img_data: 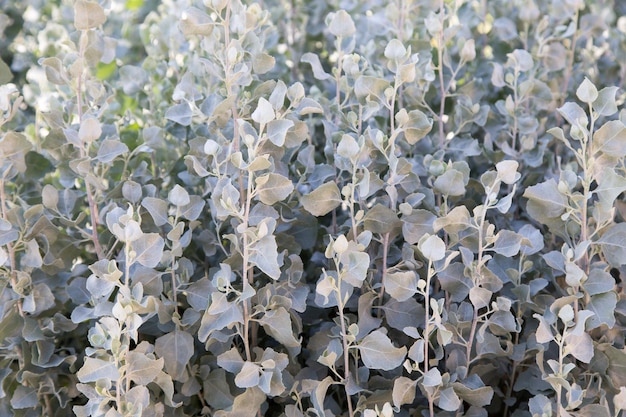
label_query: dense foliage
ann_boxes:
[2,0,626,416]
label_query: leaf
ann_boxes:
[434,169,466,197]
[328,10,356,37]
[165,102,192,126]
[523,179,568,221]
[363,204,401,234]
[593,120,626,157]
[594,86,619,116]
[422,368,442,387]
[235,362,261,388]
[74,0,106,30]
[96,138,128,163]
[495,160,520,185]
[469,286,492,310]
[250,234,281,279]
[558,102,587,129]
[180,195,206,221]
[595,168,626,207]
[257,173,294,205]
[301,53,331,80]
[339,250,370,287]
[576,77,598,103]
[10,385,38,409]
[438,387,462,411]
[452,381,494,407]
[126,351,164,385]
[78,118,102,144]
[358,330,407,370]
[131,233,165,268]
[419,234,446,262]
[337,134,359,160]
[310,376,333,417]
[179,7,213,36]
[598,345,626,387]
[598,223,626,267]
[257,307,300,348]
[141,197,169,226]
[0,132,32,173]
[214,387,266,417]
[385,271,418,302]
[301,182,342,217]
[564,332,594,363]
[493,230,523,257]
[77,357,120,382]
[266,119,294,147]
[252,97,275,125]
[586,292,617,329]
[392,376,418,409]
[583,269,615,296]
[354,76,390,104]
[402,209,436,244]
[155,330,194,381]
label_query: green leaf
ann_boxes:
[495,160,520,185]
[155,330,194,382]
[74,0,106,30]
[301,182,342,217]
[337,134,359,160]
[131,233,165,268]
[469,286,492,310]
[256,173,294,205]
[267,119,294,146]
[363,203,401,234]
[328,10,356,37]
[214,387,266,417]
[310,376,333,417]
[358,330,407,370]
[77,357,120,382]
[384,39,407,60]
[576,77,598,103]
[598,223,626,266]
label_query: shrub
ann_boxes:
[1,0,626,416]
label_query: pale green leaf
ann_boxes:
[257,306,300,348]
[593,120,626,157]
[126,351,163,385]
[438,387,462,411]
[301,53,331,81]
[564,332,594,363]
[78,118,102,143]
[392,376,417,409]
[523,179,568,221]
[576,77,598,103]
[74,0,106,30]
[141,197,169,227]
[434,169,466,197]
[168,184,191,206]
[385,271,418,302]
[155,330,194,382]
[358,330,407,370]
[165,103,192,126]
[422,368,442,387]
[77,357,120,382]
[252,97,275,125]
[267,119,294,146]
[594,86,619,116]
[131,233,165,268]
[301,182,342,217]
[493,230,523,257]
[96,138,128,163]
[328,10,355,37]
[586,292,617,329]
[250,234,281,279]
[363,203,401,234]
[419,234,446,262]
[256,173,294,205]
[598,223,626,267]
[583,269,615,296]
[235,362,261,388]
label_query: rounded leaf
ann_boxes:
[419,234,446,261]
[328,10,356,37]
[251,97,275,125]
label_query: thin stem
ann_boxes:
[336,272,355,417]
[377,232,390,316]
[437,0,446,148]
[424,260,433,375]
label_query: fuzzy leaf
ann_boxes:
[594,86,619,116]
[256,173,294,205]
[250,234,281,279]
[403,109,433,144]
[235,362,261,388]
[586,292,617,329]
[126,351,163,385]
[493,230,523,257]
[258,307,300,348]
[267,119,294,146]
[328,10,356,37]
[523,179,568,221]
[358,330,407,370]
[131,233,165,268]
[385,271,418,302]
[363,203,401,234]
[576,77,598,103]
[593,120,626,157]
[165,102,192,126]
[96,138,128,163]
[564,332,594,363]
[74,0,106,30]
[252,97,275,125]
[77,357,120,382]
[141,197,169,226]
[155,330,194,382]
[392,377,417,409]
[583,269,615,296]
[78,118,102,143]
[301,53,331,80]
[598,223,626,267]
[301,182,342,216]
[438,387,462,411]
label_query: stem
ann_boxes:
[377,232,390,316]
[437,0,446,148]
[336,273,355,417]
[77,31,103,261]
[241,166,255,361]
[424,260,433,375]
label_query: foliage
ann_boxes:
[1,0,626,416]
